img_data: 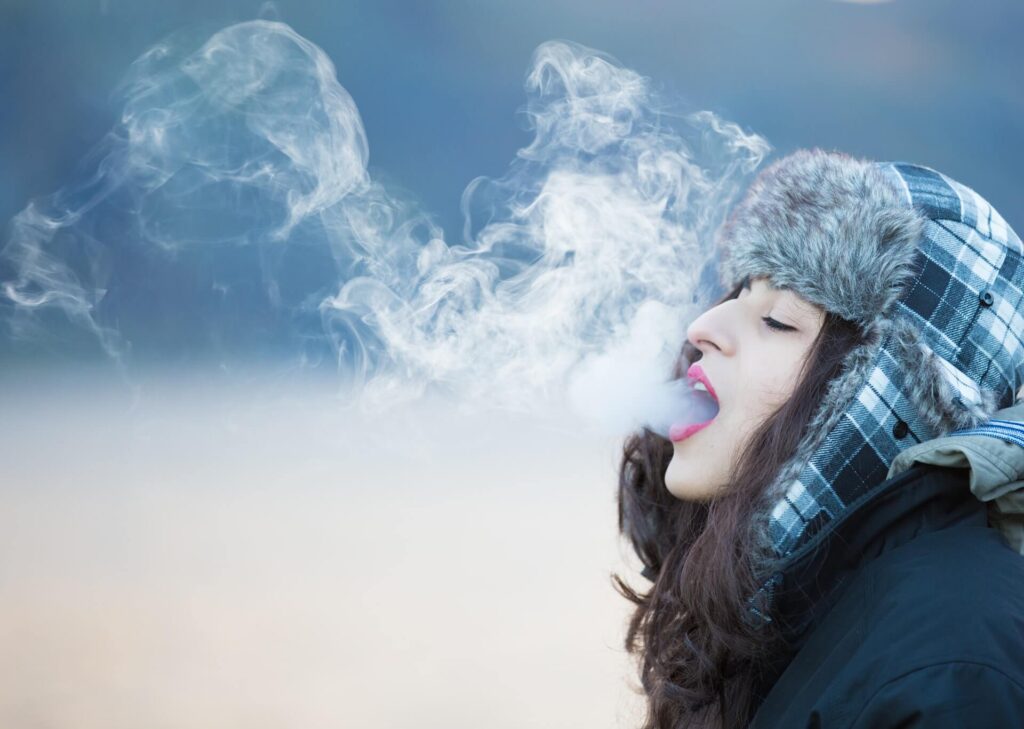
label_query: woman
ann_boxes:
[616,148,1024,728]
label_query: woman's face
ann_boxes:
[665,275,826,501]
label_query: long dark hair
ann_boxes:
[613,276,865,729]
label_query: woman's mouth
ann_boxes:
[644,373,720,442]
[667,368,720,442]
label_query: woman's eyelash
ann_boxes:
[762,317,794,332]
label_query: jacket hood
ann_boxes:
[888,398,1024,553]
[710,149,1024,622]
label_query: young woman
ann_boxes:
[616,148,1024,729]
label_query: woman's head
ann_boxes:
[614,276,864,729]
[665,274,827,501]
[615,146,1024,729]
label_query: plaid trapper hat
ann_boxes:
[712,150,1024,621]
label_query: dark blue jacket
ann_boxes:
[748,462,1024,728]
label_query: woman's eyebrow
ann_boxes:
[749,276,789,292]
[783,298,826,328]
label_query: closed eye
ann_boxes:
[740,277,797,333]
[763,317,795,332]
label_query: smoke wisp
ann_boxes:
[0,20,769,436]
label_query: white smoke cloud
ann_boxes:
[0,20,769,438]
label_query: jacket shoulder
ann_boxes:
[752,524,1024,728]
[862,523,1024,669]
[827,527,1024,726]
[848,661,1024,729]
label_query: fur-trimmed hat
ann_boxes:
[712,148,1024,620]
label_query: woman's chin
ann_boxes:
[664,458,694,500]
[665,455,719,502]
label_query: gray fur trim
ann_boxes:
[716,148,926,328]
[886,316,1002,432]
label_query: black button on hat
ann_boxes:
[892,420,909,439]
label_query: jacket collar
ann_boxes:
[769,461,986,652]
[770,398,1024,649]
[752,399,1024,707]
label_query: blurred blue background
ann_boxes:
[3,0,1021,242]
[1,5,1021,726]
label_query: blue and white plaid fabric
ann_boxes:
[765,162,1024,564]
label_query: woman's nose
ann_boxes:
[686,308,733,356]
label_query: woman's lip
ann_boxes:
[669,418,714,443]
[686,362,719,403]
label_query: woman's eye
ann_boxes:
[740,277,794,331]
[763,316,794,332]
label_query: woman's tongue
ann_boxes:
[669,385,720,442]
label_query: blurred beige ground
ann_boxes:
[0,373,648,729]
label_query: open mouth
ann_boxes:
[668,378,719,443]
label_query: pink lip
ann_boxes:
[686,363,719,403]
[669,419,714,442]
[669,363,720,443]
